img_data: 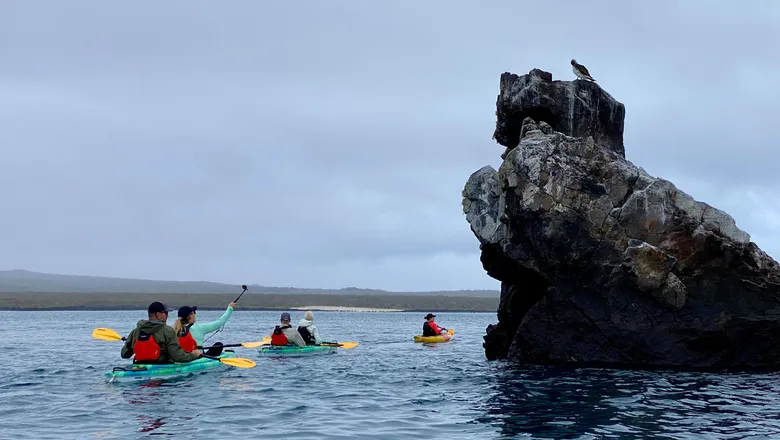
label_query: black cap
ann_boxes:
[280,312,291,322]
[178,305,198,318]
[148,301,170,314]
[424,313,436,320]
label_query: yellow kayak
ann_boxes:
[413,328,454,343]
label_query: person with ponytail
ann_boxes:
[174,302,236,356]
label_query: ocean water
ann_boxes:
[2,310,780,439]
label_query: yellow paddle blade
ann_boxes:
[218,357,256,368]
[92,327,123,342]
[260,336,271,345]
[447,328,454,336]
[240,341,264,348]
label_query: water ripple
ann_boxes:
[4,311,780,439]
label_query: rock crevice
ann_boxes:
[464,68,780,371]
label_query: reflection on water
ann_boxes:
[137,416,167,434]
[480,363,780,439]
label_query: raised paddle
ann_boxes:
[91,328,257,368]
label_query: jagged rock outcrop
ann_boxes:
[463,68,780,371]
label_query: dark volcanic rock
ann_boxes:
[463,69,780,371]
[493,69,626,158]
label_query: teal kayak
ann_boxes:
[104,351,236,383]
[257,344,337,357]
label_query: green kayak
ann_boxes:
[257,344,337,357]
[105,351,236,383]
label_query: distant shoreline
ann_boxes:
[0,292,498,312]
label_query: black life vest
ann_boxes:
[298,325,315,345]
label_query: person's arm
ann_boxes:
[193,305,234,336]
[120,329,137,358]
[163,327,201,362]
[293,331,307,347]
[311,325,322,344]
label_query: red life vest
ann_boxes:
[271,325,289,346]
[178,325,197,352]
[133,331,161,362]
[429,321,442,335]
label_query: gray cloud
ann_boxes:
[1,1,778,290]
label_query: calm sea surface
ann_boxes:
[2,310,780,439]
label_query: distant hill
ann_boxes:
[0,270,499,298]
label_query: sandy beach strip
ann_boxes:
[290,305,405,312]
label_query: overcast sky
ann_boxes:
[1,1,778,291]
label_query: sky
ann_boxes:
[1,1,779,291]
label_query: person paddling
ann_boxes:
[422,313,447,337]
[173,302,236,356]
[120,301,203,364]
[270,312,306,347]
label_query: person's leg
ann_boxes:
[205,342,223,356]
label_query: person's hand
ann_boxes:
[229,302,237,309]
[194,349,203,357]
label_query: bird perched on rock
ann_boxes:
[571,59,596,82]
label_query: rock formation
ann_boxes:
[463,68,780,371]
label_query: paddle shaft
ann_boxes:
[101,330,245,350]
[198,343,242,350]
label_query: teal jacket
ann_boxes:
[190,306,234,345]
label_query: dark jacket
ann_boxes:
[422,321,441,337]
[121,319,201,363]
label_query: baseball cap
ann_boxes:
[148,301,170,314]
[178,305,198,318]
[280,312,291,322]
[424,313,436,320]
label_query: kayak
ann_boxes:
[257,344,338,357]
[413,328,454,343]
[104,351,236,383]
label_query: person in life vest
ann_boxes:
[120,301,203,364]
[297,310,323,345]
[270,312,306,347]
[422,313,448,337]
[173,302,237,356]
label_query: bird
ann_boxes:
[571,59,596,82]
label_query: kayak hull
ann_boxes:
[104,351,236,383]
[413,328,454,343]
[257,344,337,357]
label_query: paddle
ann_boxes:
[198,341,264,349]
[320,341,359,349]
[94,328,263,348]
[257,339,359,349]
[91,328,257,368]
[200,355,256,368]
